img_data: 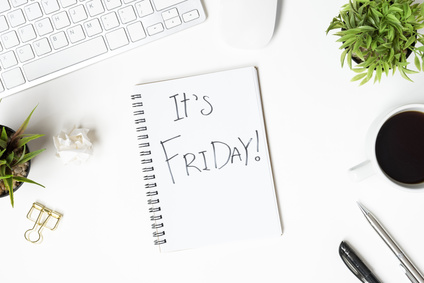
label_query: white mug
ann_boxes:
[349,104,424,192]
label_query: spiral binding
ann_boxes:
[131,93,166,246]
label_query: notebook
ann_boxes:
[130,67,282,252]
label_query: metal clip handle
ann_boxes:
[24,202,62,244]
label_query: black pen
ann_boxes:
[339,241,382,283]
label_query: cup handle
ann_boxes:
[348,160,375,182]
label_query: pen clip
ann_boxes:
[339,242,367,283]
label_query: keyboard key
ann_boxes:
[164,16,180,29]
[104,0,121,10]
[33,37,51,55]
[0,15,8,32]
[16,44,35,62]
[10,0,27,7]
[8,9,26,27]
[18,24,36,42]
[41,0,60,14]
[0,50,18,68]
[182,9,198,22]
[127,21,145,42]
[23,36,108,81]
[50,31,68,49]
[35,18,54,36]
[0,0,10,12]
[147,22,163,35]
[86,0,104,16]
[1,30,20,49]
[67,25,85,43]
[161,8,177,20]
[101,12,119,30]
[24,2,43,21]
[118,6,136,24]
[69,5,88,23]
[0,80,4,92]
[84,18,102,36]
[153,0,185,11]
[135,0,153,18]
[105,28,128,50]
[2,67,25,89]
[52,11,71,29]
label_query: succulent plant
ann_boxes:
[326,0,424,85]
[0,106,45,207]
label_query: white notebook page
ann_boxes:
[132,67,282,252]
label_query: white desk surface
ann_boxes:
[2,1,424,282]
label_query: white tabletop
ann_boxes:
[1,1,424,282]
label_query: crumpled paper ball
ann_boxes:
[53,127,93,165]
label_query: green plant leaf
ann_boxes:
[15,148,45,166]
[405,36,416,49]
[326,18,345,34]
[13,176,45,188]
[347,49,353,69]
[352,67,367,73]
[366,35,372,48]
[339,37,357,49]
[399,67,414,82]
[359,75,372,86]
[0,127,7,141]
[353,39,362,56]
[351,73,367,81]
[388,6,403,14]
[17,134,44,148]
[415,56,422,71]
[358,26,376,32]
[0,127,7,149]
[375,65,383,83]
[336,34,352,43]
[403,67,419,74]
[388,48,395,62]
[14,105,38,139]
[6,152,14,166]
[383,62,390,76]
[359,56,377,68]
[14,144,26,165]
[3,176,14,207]
[405,3,412,19]
[340,49,348,67]
[371,7,383,18]
[367,63,376,80]
[0,174,12,180]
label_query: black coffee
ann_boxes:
[375,111,424,184]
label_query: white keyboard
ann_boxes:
[0,0,205,98]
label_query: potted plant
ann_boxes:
[0,106,45,207]
[326,0,424,85]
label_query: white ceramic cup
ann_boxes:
[349,104,424,192]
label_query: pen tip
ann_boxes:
[357,201,370,215]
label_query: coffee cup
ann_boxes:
[349,104,424,192]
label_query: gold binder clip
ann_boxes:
[24,202,63,244]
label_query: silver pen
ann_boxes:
[357,202,424,283]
